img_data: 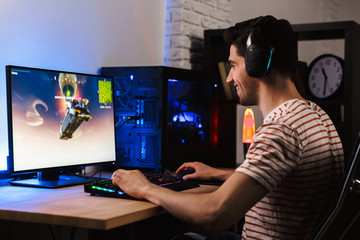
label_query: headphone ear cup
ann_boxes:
[245,43,273,78]
[245,15,276,78]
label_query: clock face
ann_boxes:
[308,54,343,99]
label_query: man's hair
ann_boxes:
[223,16,298,80]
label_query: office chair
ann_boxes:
[311,131,360,240]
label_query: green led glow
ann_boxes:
[92,186,115,193]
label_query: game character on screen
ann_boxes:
[59,73,92,140]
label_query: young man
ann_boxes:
[112,16,344,239]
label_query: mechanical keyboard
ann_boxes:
[84,172,200,199]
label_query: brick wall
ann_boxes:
[165,0,231,70]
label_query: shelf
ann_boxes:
[292,21,358,40]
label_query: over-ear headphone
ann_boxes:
[245,15,277,78]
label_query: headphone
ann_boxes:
[245,15,277,78]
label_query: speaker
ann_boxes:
[245,15,277,78]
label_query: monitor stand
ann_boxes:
[9,170,96,188]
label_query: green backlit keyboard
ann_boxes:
[84,172,199,199]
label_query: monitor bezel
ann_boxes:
[6,65,117,176]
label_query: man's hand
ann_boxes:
[176,162,233,181]
[111,169,153,199]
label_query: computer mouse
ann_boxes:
[177,168,195,178]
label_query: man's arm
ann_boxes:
[112,169,268,231]
[176,161,234,182]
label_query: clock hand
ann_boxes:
[321,68,328,79]
[322,68,328,96]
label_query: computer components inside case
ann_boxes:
[101,66,215,171]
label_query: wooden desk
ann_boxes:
[0,183,218,231]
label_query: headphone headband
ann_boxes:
[253,15,277,28]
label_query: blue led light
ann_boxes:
[198,130,204,141]
[130,75,134,80]
[141,135,146,159]
[263,49,273,76]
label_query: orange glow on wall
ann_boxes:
[242,108,255,143]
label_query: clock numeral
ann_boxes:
[318,62,324,68]
[314,68,319,74]
[325,59,331,65]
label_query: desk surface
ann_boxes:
[0,182,218,230]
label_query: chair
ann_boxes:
[311,131,360,240]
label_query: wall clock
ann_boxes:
[307,54,344,99]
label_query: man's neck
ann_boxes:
[257,74,305,118]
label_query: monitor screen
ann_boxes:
[6,65,116,187]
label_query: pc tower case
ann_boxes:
[101,66,236,171]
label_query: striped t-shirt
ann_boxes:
[237,99,344,239]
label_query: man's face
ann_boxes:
[226,45,259,106]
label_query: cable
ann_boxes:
[89,165,104,178]
[48,225,56,240]
[60,168,105,180]
[338,211,360,240]
[116,117,131,129]
[70,227,77,240]
[115,115,141,129]
[1,220,12,240]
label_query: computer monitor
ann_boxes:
[6,65,116,188]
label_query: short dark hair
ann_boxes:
[223,16,298,80]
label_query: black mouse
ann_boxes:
[177,168,195,178]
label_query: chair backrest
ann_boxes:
[311,131,360,240]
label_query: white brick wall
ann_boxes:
[165,0,231,70]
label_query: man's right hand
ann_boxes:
[175,162,233,181]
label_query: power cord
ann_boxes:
[116,115,141,129]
